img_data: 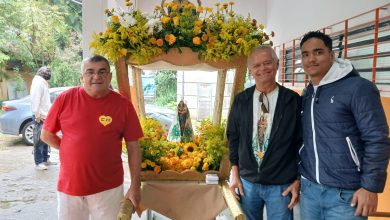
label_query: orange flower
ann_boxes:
[149,37,157,45]
[120,48,127,56]
[111,15,119,24]
[153,165,161,173]
[164,34,170,42]
[201,34,208,41]
[195,19,203,27]
[192,36,201,45]
[165,34,176,45]
[202,162,209,171]
[156,38,164,47]
[207,36,216,48]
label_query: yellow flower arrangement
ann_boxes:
[90,0,274,64]
[139,117,227,174]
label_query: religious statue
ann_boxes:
[167,100,194,143]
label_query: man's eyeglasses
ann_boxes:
[83,70,110,77]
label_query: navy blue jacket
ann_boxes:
[299,59,390,192]
[227,84,302,184]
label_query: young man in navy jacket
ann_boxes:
[299,31,390,219]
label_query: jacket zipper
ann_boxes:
[299,144,304,155]
[346,137,361,172]
[311,92,321,184]
[298,144,304,165]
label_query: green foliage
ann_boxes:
[0,52,10,79]
[49,33,82,87]
[196,119,228,170]
[155,70,177,107]
[0,0,82,84]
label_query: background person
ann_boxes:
[227,45,301,220]
[41,55,143,219]
[299,31,390,219]
[30,66,57,170]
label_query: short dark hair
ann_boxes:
[81,55,110,72]
[300,31,333,51]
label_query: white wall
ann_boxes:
[267,0,390,46]
[82,1,106,57]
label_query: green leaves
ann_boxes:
[0,0,82,84]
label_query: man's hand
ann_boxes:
[125,185,141,208]
[229,165,244,200]
[351,188,378,216]
[282,179,300,209]
[35,115,42,123]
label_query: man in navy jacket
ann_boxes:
[227,45,301,220]
[299,31,390,219]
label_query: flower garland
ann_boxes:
[90,0,274,64]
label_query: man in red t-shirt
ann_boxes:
[41,55,143,219]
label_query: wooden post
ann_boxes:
[114,58,131,101]
[230,64,247,106]
[131,66,145,118]
[213,69,227,125]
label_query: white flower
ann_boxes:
[120,13,137,27]
[145,18,162,35]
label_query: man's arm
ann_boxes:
[229,165,244,200]
[40,129,61,150]
[351,81,390,216]
[30,81,44,122]
[124,141,142,208]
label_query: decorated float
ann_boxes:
[91,0,274,219]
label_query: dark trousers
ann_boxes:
[33,116,49,165]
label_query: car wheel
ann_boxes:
[22,121,35,146]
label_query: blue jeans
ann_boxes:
[240,177,293,220]
[300,178,367,220]
[33,116,49,165]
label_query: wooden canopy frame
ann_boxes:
[114,47,248,125]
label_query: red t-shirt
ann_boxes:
[43,87,143,196]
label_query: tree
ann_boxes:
[0,0,83,86]
[155,70,177,107]
[50,33,82,87]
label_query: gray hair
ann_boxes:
[36,66,52,80]
[247,45,279,67]
[81,55,110,73]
